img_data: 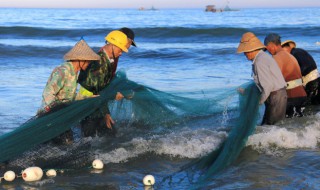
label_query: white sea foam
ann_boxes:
[98,128,227,164]
[98,114,320,163]
[153,128,226,158]
[247,114,320,155]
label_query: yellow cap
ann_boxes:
[105,30,128,53]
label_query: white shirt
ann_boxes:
[252,50,287,103]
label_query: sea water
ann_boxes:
[0,8,320,189]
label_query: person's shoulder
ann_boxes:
[277,50,292,60]
[52,62,70,77]
[294,47,306,52]
[254,52,271,68]
[285,51,298,61]
[256,51,273,61]
[292,47,311,57]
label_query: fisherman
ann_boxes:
[237,32,287,125]
[111,27,137,78]
[264,33,307,118]
[281,40,320,105]
[77,28,137,137]
[39,39,100,144]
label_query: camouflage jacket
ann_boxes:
[41,62,77,108]
[77,48,118,117]
[78,49,117,95]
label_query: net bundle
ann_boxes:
[0,71,240,164]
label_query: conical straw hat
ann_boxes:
[237,32,265,53]
[281,40,296,48]
[64,39,100,61]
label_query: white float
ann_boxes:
[46,169,57,177]
[92,159,104,169]
[22,167,43,182]
[143,174,155,186]
[4,171,16,182]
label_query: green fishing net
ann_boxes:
[196,82,261,177]
[0,71,261,182]
[0,71,235,164]
[161,82,261,188]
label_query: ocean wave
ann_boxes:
[0,42,238,60]
[1,26,319,40]
[0,44,69,59]
[247,114,320,155]
[94,112,320,164]
[97,128,227,164]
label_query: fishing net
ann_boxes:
[5,140,94,170]
[0,71,238,166]
[0,70,261,183]
[194,82,261,181]
[160,82,261,189]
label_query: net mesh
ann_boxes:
[160,82,261,188]
[195,82,260,181]
[0,71,261,181]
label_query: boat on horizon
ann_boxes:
[138,6,159,11]
[205,1,239,13]
[205,5,223,13]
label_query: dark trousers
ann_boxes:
[80,117,116,137]
[262,88,287,125]
[286,96,307,118]
[305,78,320,105]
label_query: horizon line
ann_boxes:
[0,6,319,9]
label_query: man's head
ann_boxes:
[64,39,100,70]
[105,30,129,59]
[237,32,265,61]
[119,27,137,48]
[281,40,296,54]
[264,33,281,55]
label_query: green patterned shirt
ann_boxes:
[41,62,77,108]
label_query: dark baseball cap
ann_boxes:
[119,27,137,47]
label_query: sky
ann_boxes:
[0,0,320,9]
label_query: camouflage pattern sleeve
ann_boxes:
[42,68,66,107]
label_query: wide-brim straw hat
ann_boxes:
[237,32,265,53]
[281,40,296,48]
[64,39,100,61]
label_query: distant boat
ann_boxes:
[205,5,222,13]
[138,6,158,11]
[205,2,239,13]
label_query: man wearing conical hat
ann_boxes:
[237,32,287,125]
[264,33,307,118]
[281,40,320,105]
[39,39,100,144]
[78,29,136,137]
